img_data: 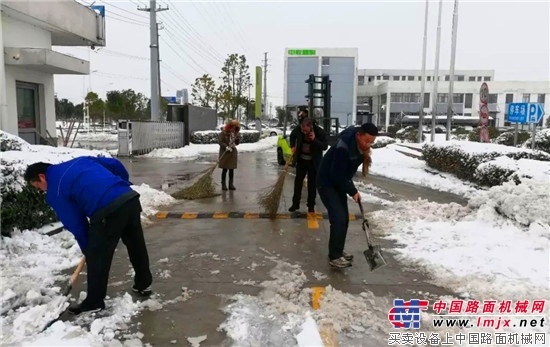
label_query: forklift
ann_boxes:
[277,74,341,165]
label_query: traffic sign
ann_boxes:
[480,127,489,142]
[479,104,489,126]
[507,102,544,124]
[528,103,545,123]
[479,83,489,104]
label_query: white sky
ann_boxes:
[54,0,550,108]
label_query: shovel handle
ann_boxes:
[69,257,86,286]
[357,201,370,229]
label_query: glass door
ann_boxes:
[16,82,40,144]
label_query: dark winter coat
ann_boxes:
[317,126,364,196]
[218,130,240,169]
[289,124,328,168]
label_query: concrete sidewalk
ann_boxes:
[70,150,466,346]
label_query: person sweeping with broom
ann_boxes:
[219,119,240,191]
[317,123,378,269]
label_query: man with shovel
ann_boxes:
[316,123,378,268]
[24,156,153,314]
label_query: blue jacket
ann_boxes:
[46,156,133,250]
[317,126,363,196]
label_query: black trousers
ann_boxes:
[292,159,317,209]
[318,185,349,260]
[85,196,152,305]
[221,169,234,181]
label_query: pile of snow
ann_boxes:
[131,183,176,220]
[476,156,550,183]
[372,186,550,300]
[368,144,478,197]
[218,258,390,346]
[143,136,278,159]
[371,135,395,149]
[427,140,550,157]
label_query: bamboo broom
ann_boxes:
[257,153,295,219]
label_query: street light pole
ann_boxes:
[418,0,429,143]
[430,0,443,142]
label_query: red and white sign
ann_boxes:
[479,83,489,104]
[480,127,489,142]
[480,104,490,126]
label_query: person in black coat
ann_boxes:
[288,114,328,213]
[317,123,378,268]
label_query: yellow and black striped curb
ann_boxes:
[155,211,362,220]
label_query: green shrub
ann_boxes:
[453,126,470,135]
[422,142,550,187]
[191,131,261,144]
[1,187,57,236]
[387,125,399,136]
[467,127,501,142]
[522,129,550,154]
[396,126,425,143]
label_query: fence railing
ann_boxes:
[117,120,184,156]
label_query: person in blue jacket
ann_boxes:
[24,156,153,314]
[317,123,378,269]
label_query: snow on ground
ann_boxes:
[218,257,390,346]
[478,156,550,182]
[142,136,278,159]
[370,179,550,301]
[369,144,479,197]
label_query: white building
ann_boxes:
[1,0,105,144]
[284,48,358,126]
[357,69,550,130]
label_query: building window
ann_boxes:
[407,76,414,81]
[393,76,400,81]
[457,75,465,81]
[445,75,450,81]
[383,75,390,80]
[469,76,476,81]
[368,76,374,82]
[437,94,447,103]
[376,76,381,80]
[321,57,330,66]
[477,76,482,81]
[522,94,530,102]
[488,94,498,103]
[358,76,365,85]
[505,93,514,104]
[423,93,430,108]
[401,76,406,81]
[465,93,473,108]
[484,76,491,81]
[16,82,39,129]
[538,94,546,104]
[427,76,432,81]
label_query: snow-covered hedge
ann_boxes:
[1,131,109,236]
[396,126,425,143]
[422,141,550,187]
[372,136,396,149]
[493,130,531,147]
[190,130,261,144]
[522,128,550,154]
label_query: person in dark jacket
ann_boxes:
[288,116,328,212]
[219,119,240,191]
[24,156,153,314]
[317,123,378,268]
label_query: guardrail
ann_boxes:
[117,120,184,156]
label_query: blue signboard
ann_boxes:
[507,102,545,124]
[163,96,177,103]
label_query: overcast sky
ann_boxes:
[54,0,550,108]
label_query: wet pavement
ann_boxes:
[73,149,467,346]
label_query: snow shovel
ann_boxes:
[357,201,386,271]
[40,257,86,332]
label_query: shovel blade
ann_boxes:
[363,245,387,271]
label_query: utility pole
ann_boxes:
[157,22,162,103]
[446,0,459,140]
[418,0,429,143]
[260,52,268,131]
[139,0,168,121]
[430,0,443,142]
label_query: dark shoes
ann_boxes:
[228,180,236,190]
[222,181,228,191]
[308,206,315,213]
[132,285,153,297]
[68,300,105,315]
[289,205,299,212]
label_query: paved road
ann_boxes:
[71,149,467,346]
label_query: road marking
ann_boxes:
[181,212,198,219]
[311,286,339,346]
[307,212,319,229]
[244,213,260,219]
[349,214,356,221]
[213,212,229,219]
[311,286,325,310]
[156,211,168,219]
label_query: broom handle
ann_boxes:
[70,257,86,285]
